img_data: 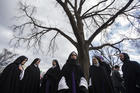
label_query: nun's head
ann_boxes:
[70,51,78,60]
[119,53,130,63]
[21,58,28,65]
[14,56,28,65]
[66,51,78,64]
[92,56,101,65]
[31,58,41,65]
[52,59,58,66]
[52,59,60,70]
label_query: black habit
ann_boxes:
[101,61,111,76]
[121,53,140,93]
[40,61,60,93]
[112,69,125,93]
[57,52,88,93]
[89,57,114,93]
[21,58,40,93]
[0,56,28,93]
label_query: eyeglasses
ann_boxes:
[72,54,77,56]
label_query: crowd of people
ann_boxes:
[0,51,140,93]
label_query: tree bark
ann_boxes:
[77,42,90,81]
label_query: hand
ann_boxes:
[19,65,23,71]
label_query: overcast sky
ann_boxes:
[0,0,140,72]
[0,0,78,72]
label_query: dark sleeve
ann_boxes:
[115,71,123,82]
[89,66,93,83]
[101,62,111,76]
[45,68,54,78]
[89,86,93,93]
[89,66,93,93]
[105,63,111,75]
[134,62,140,74]
[89,66,92,77]
[78,65,84,77]
[22,66,32,79]
[80,86,88,93]
[133,62,140,85]
[57,65,66,82]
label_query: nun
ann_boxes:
[21,58,41,93]
[40,59,61,93]
[57,51,88,93]
[89,56,114,93]
[0,56,28,93]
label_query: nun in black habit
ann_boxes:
[57,51,88,93]
[120,53,140,93]
[40,59,61,93]
[89,56,114,93]
[21,58,41,93]
[0,56,28,93]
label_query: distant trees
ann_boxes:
[91,45,121,67]
[0,48,18,72]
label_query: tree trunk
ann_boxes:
[77,44,90,81]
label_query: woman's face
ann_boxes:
[36,60,40,65]
[52,61,56,66]
[71,53,77,60]
[92,57,98,64]
[119,53,125,62]
[21,59,28,65]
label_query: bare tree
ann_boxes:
[0,48,18,72]
[12,0,140,79]
[92,45,122,67]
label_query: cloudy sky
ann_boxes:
[0,0,78,72]
[0,0,140,72]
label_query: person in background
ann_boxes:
[40,59,60,93]
[119,53,140,93]
[112,65,125,93]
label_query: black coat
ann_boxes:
[21,64,40,93]
[57,61,88,93]
[89,65,114,93]
[0,56,27,93]
[112,70,123,87]
[122,53,140,93]
[100,61,111,76]
[0,63,21,93]
[40,66,60,93]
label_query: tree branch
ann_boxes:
[87,0,134,45]
[13,2,78,47]
[89,43,121,53]
[56,0,83,43]
[89,37,140,51]
[78,0,86,14]
[82,0,108,16]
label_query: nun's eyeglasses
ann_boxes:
[72,54,76,56]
